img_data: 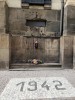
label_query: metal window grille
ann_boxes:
[30,0,44,4]
[44,0,51,4]
[22,0,51,4]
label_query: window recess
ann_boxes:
[22,0,51,5]
[26,20,46,27]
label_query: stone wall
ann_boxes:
[8,8,61,37]
[63,36,73,68]
[0,34,10,69]
[0,1,8,34]
[11,36,60,64]
[0,1,9,70]
[64,0,75,36]
[8,7,61,66]
[0,0,75,69]
[6,0,62,10]
[63,0,75,69]
[64,5,75,35]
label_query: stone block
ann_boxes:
[64,49,73,58]
[0,61,9,69]
[29,5,44,9]
[62,36,73,68]
[22,3,29,9]
[44,4,51,10]
[0,49,9,61]
[64,36,73,49]
[68,24,75,33]
[0,28,6,33]
[0,15,5,27]
[0,1,8,34]
[67,18,75,33]
[63,58,73,68]
[9,8,22,20]
[0,12,6,33]
[6,0,21,8]
[11,49,24,63]
[9,21,22,31]
[44,49,60,63]
[45,10,60,21]
[0,34,9,49]
[45,38,60,50]
[64,58,73,68]
[0,1,6,8]
[64,5,75,35]
[67,5,75,18]
[8,8,60,22]
[50,49,59,57]
[57,10,61,21]
[52,0,61,10]
[44,38,60,63]
[0,34,10,69]
[67,18,75,25]
[11,36,22,50]
[46,21,60,32]
[0,8,5,15]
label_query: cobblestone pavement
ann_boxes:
[0,69,75,100]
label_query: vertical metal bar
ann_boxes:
[60,0,64,36]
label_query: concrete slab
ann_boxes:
[0,77,75,100]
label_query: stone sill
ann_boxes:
[21,3,29,9]
[22,3,51,10]
[44,4,51,10]
[9,30,61,37]
[10,63,62,70]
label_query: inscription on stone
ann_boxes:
[0,77,75,100]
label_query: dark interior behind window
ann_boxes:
[26,20,46,27]
[22,0,51,5]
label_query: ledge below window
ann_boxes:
[21,3,29,9]
[22,3,51,10]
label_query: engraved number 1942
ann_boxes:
[16,80,66,92]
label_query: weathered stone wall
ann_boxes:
[63,36,73,68]
[58,36,73,69]
[64,0,75,36]
[8,8,61,37]
[0,1,10,70]
[6,0,62,10]
[52,0,61,10]
[0,34,10,69]
[0,0,75,69]
[11,36,60,63]
[65,0,75,7]
[8,7,61,65]
[64,5,75,35]
[0,1,8,34]
[63,0,75,69]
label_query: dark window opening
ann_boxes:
[26,20,46,27]
[22,0,51,5]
